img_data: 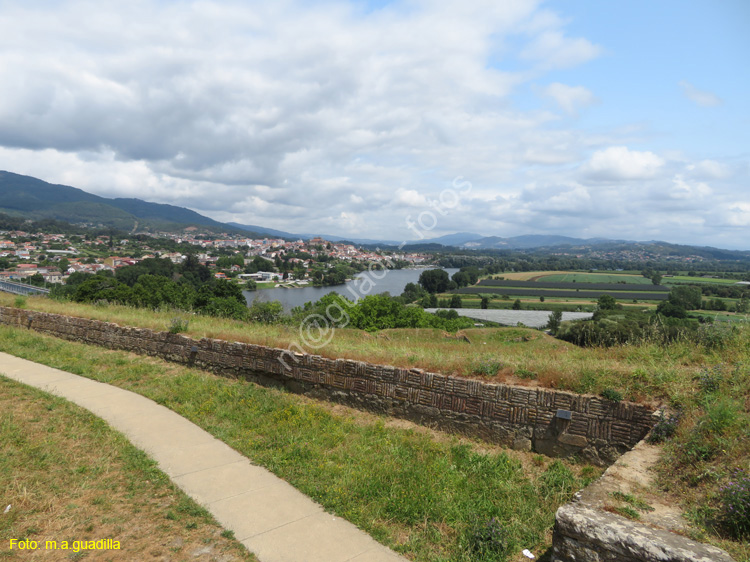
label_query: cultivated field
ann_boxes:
[537,273,651,284]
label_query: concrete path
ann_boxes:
[0,352,407,562]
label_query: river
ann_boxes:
[243,268,459,311]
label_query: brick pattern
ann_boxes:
[0,307,657,464]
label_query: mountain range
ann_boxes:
[1,170,747,259]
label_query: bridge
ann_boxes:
[0,280,50,297]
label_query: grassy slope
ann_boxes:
[0,326,599,562]
[1,292,743,404]
[0,377,255,561]
[2,294,749,559]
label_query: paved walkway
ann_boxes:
[0,352,406,562]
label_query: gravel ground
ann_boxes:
[425,308,593,328]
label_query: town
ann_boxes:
[0,228,429,287]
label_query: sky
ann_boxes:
[0,0,748,249]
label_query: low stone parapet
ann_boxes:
[0,305,656,464]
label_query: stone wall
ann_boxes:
[0,306,656,465]
[551,438,736,561]
[553,504,734,562]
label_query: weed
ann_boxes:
[647,409,680,443]
[611,491,654,512]
[612,505,641,520]
[719,470,750,539]
[221,529,235,539]
[13,296,26,308]
[466,517,508,558]
[168,317,190,334]
[600,388,623,402]
[515,367,537,380]
[472,358,502,377]
[697,366,723,393]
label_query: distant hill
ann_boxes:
[0,171,240,233]
[227,222,298,239]
[457,234,631,250]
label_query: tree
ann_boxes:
[656,301,687,318]
[418,269,450,294]
[597,294,618,310]
[451,271,471,288]
[512,299,522,310]
[547,310,563,333]
[539,296,545,302]
[401,282,427,303]
[449,294,462,308]
[651,272,662,285]
[58,257,70,273]
[480,296,489,309]
[668,285,702,310]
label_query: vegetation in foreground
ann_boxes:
[0,325,600,562]
[0,376,255,561]
[1,290,749,559]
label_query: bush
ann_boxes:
[720,470,750,539]
[247,301,284,324]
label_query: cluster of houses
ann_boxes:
[0,229,429,287]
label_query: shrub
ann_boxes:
[720,470,750,539]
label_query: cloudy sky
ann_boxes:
[0,0,748,249]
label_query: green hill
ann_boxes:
[0,171,240,233]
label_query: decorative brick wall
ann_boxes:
[0,306,657,465]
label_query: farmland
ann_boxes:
[536,272,652,284]
[456,281,669,301]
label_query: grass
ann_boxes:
[0,325,601,562]
[0,376,256,561]
[2,294,750,559]
[1,292,747,405]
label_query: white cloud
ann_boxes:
[669,175,712,200]
[521,31,601,69]
[543,82,597,114]
[0,1,744,248]
[679,81,723,107]
[688,160,731,180]
[582,146,665,180]
[393,188,428,208]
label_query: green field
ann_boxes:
[536,273,652,284]
[665,276,742,285]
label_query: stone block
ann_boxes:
[553,504,735,562]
